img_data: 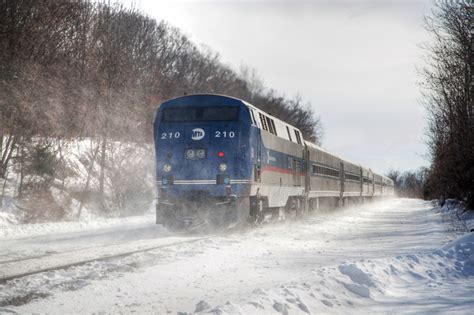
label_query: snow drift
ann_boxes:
[199,232,474,314]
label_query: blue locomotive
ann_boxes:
[153,94,394,227]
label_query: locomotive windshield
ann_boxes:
[162,106,239,122]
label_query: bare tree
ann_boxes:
[421,1,473,207]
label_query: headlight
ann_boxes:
[185,149,195,159]
[163,164,172,172]
[219,163,227,172]
[196,149,206,159]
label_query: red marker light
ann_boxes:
[217,151,225,158]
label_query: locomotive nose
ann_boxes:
[156,110,241,189]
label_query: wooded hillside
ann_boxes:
[0,0,322,219]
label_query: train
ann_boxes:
[153,94,394,228]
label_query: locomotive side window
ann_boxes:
[286,126,293,142]
[259,113,268,131]
[266,116,274,134]
[294,129,302,144]
[269,119,278,136]
[249,109,257,125]
[266,116,279,136]
[162,106,239,122]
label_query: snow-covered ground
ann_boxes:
[1,198,473,314]
[0,212,155,240]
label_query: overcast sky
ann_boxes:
[122,0,433,174]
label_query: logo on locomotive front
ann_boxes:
[191,128,205,140]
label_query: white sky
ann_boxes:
[122,0,433,174]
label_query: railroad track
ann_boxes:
[0,235,212,283]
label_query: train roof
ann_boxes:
[305,140,393,182]
[160,94,305,143]
[305,141,363,171]
[159,93,246,107]
[243,101,305,144]
[159,94,393,184]
[304,140,345,161]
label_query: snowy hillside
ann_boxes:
[0,139,155,225]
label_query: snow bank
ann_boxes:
[440,232,474,251]
[0,213,155,240]
[0,138,155,226]
[439,199,474,232]
[0,196,21,227]
[0,212,19,227]
[199,232,474,314]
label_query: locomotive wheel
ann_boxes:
[285,198,297,218]
[229,199,251,229]
[295,198,303,217]
[271,207,279,220]
[271,207,286,221]
[156,204,174,226]
[162,208,179,230]
[249,195,265,226]
[253,199,265,226]
[156,206,164,225]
